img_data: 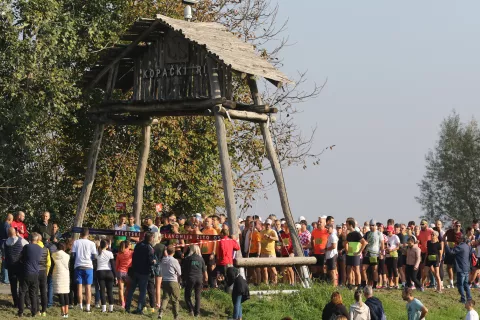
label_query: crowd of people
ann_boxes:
[1,210,480,320]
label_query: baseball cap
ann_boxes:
[386,225,394,232]
[369,219,376,225]
[238,218,244,223]
[320,215,327,220]
[265,219,273,225]
[299,216,306,222]
[336,224,342,229]
[420,219,428,225]
[281,221,286,225]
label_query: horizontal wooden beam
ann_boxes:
[89,98,225,114]
[222,101,277,114]
[214,106,275,123]
[234,257,317,267]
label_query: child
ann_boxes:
[466,300,479,320]
[226,267,249,320]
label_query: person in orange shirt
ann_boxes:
[417,219,433,281]
[247,221,262,285]
[201,217,218,288]
[311,216,329,280]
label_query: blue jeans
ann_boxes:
[47,274,53,306]
[0,242,9,284]
[232,295,243,320]
[457,272,471,302]
[125,273,149,312]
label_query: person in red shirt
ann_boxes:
[311,216,329,280]
[280,223,294,285]
[11,211,28,240]
[417,219,433,281]
[216,229,240,280]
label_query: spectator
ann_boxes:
[11,211,28,240]
[444,234,473,303]
[153,235,166,310]
[422,230,442,293]
[126,214,141,245]
[228,266,249,320]
[345,219,367,289]
[144,216,159,233]
[363,286,385,320]
[46,240,57,308]
[280,222,294,285]
[405,236,423,291]
[217,228,240,280]
[240,216,253,257]
[51,242,70,319]
[112,213,127,253]
[18,232,43,317]
[298,220,311,257]
[96,239,116,313]
[0,213,13,284]
[125,231,156,314]
[182,244,207,317]
[37,234,52,316]
[321,291,349,320]
[158,245,181,320]
[51,223,62,243]
[33,211,54,243]
[350,290,371,320]
[201,217,218,288]
[259,219,278,285]
[115,240,133,308]
[465,300,479,320]
[325,224,339,286]
[402,287,428,320]
[71,227,98,312]
[4,227,28,308]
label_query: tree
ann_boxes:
[0,0,326,229]
[416,112,480,225]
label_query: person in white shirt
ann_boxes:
[465,300,479,320]
[71,228,97,312]
[95,240,116,313]
[325,224,339,286]
[385,225,400,288]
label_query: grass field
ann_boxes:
[0,282,472,319]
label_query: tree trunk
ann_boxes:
[248,75,311,288]
[73,124,105,237]
[133,125,152,225]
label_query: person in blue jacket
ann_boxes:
[444,235,472,303]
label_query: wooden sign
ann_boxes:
[132,29,227,102]
[115,202,126,211]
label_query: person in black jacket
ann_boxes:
[363,285,386,320]
[33,211,54,243]
[3,227,28,308]
[182,244,207,317]
[18,232,43,317]
[321,291,349,320]
[227,267,249,320]
[125,232,156,315]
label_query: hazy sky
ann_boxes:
[248,1,480,225]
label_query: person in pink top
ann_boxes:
[115,241,133,308]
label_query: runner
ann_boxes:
[345,219,367,290]
[362,219,384,288]
[311,216,329,280]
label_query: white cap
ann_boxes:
[265,219,273,225]
[238,218,244,223]
[281,221,286,225]
[258,216,263,222]
[320,215,327,220]
[299,216,306,221]
[194,213,201,217]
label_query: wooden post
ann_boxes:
[207,58,241,239]
[133,125,152,225]
[247,75,311,287]
[73,124,105,234]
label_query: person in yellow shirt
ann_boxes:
[260,219,278,284]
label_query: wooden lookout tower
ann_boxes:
[76,14,311,282]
